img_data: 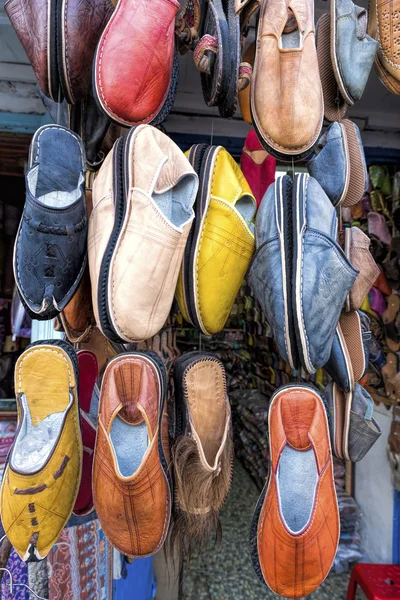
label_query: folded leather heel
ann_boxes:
[5,0,112,103]
[93,351,171,557]
[94,0,179,126]
[170,352,233,557]
[323,381,381,462]
[251,384,339,598]
[0,340,82,561]
[89,124,198,343]
[249,173,358,373]
[251,0,323,161]
[345,226,380,311]
[307,120,368,208]
[175,144,256,335]
[14,124,87,321]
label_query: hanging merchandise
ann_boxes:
[13,124,87,321]
[72,350,98,517]
[330,0,378,106]
[92,352,171,558]
[240,130,276,208]
[238,42,255,124]
[251,384,340,598]
[5,0,112,104]
[93,0,180,127]
[251,0,323,160]
[307,120,368,208]
[248,173,358,373]
[1,340,82,562]
[176,145,256,336]
[88,125,198,343]
[170,352,233,556]
[368,0,400,94]
[343,227,380,311]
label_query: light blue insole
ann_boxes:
[110,417,149,477]
[277,445,318,533]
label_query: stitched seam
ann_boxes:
[298,176,312,367]
[63,0,75,103]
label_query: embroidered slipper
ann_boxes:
[316,13,347,122]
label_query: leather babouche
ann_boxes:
[5,0,113,103]
[175,145,256,336]
[92,352,171,557]
[88,124,198,343]
[251,384,339,598]
[94,0,180,126]
[251,0,323,160]
[170,352,234,556]
[0,340,82,561]
[368,0,400,92]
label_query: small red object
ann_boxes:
[347,564,400,600]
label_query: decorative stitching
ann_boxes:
[298,175,312,370]
[63,0,75,103]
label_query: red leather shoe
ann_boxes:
[94,0,180,126]
[73,350,98,516]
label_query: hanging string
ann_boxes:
[0,567,48,600]
[210,106,215,146]
[56,86,61,125]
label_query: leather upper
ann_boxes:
[368,0,400,81]
[5,0,112,103]
[92,354,171,557]
[0,343,82,561]
[89,125,197,342]
[94,0,179,125]
[176,147,256,335]
[347,226,380,310]
[251,0,323,155]
[256,386,339,598]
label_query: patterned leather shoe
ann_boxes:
[14,124,87,320]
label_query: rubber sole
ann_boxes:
[341,119,366,208]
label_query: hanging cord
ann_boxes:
[0,568,48,600]
[210,106,215,146]
[56,86,61,125]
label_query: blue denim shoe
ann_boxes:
[324,310,371,392]
[323,381,381,462]
[308,120,367,208]
[14,124,87,320]
[249,173,358,373]
[331,0,378,105]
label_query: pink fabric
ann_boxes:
[369,287,387,318]
[240,130,276,207]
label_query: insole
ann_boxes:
[236,194,256,233]
[281,29,301,49]
[185,361,226,467]
[27,127,83,208]
[12,393,70,474]
[110,417,149,478]
[277,445,318,533]
[153,174,197,228]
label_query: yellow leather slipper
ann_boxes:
[0,340,82,561]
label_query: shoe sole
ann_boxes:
[341,119,366,208]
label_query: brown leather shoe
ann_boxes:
[251,0,323,160]
[251,384,339,598]
[93,352,171,557]
[170,352,233,557]
[368,0,400,87]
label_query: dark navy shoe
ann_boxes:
[14,124,87,320]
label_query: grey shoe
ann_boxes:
[323,381,381,462]
[248,173,358,374]
[307,120,368,207]
[331,0,378,105]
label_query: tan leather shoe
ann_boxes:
[251,384,339,598]
[251,0,323,160]
[92,352,171,557]
[88,124,198,343]
[368,0,400,84]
